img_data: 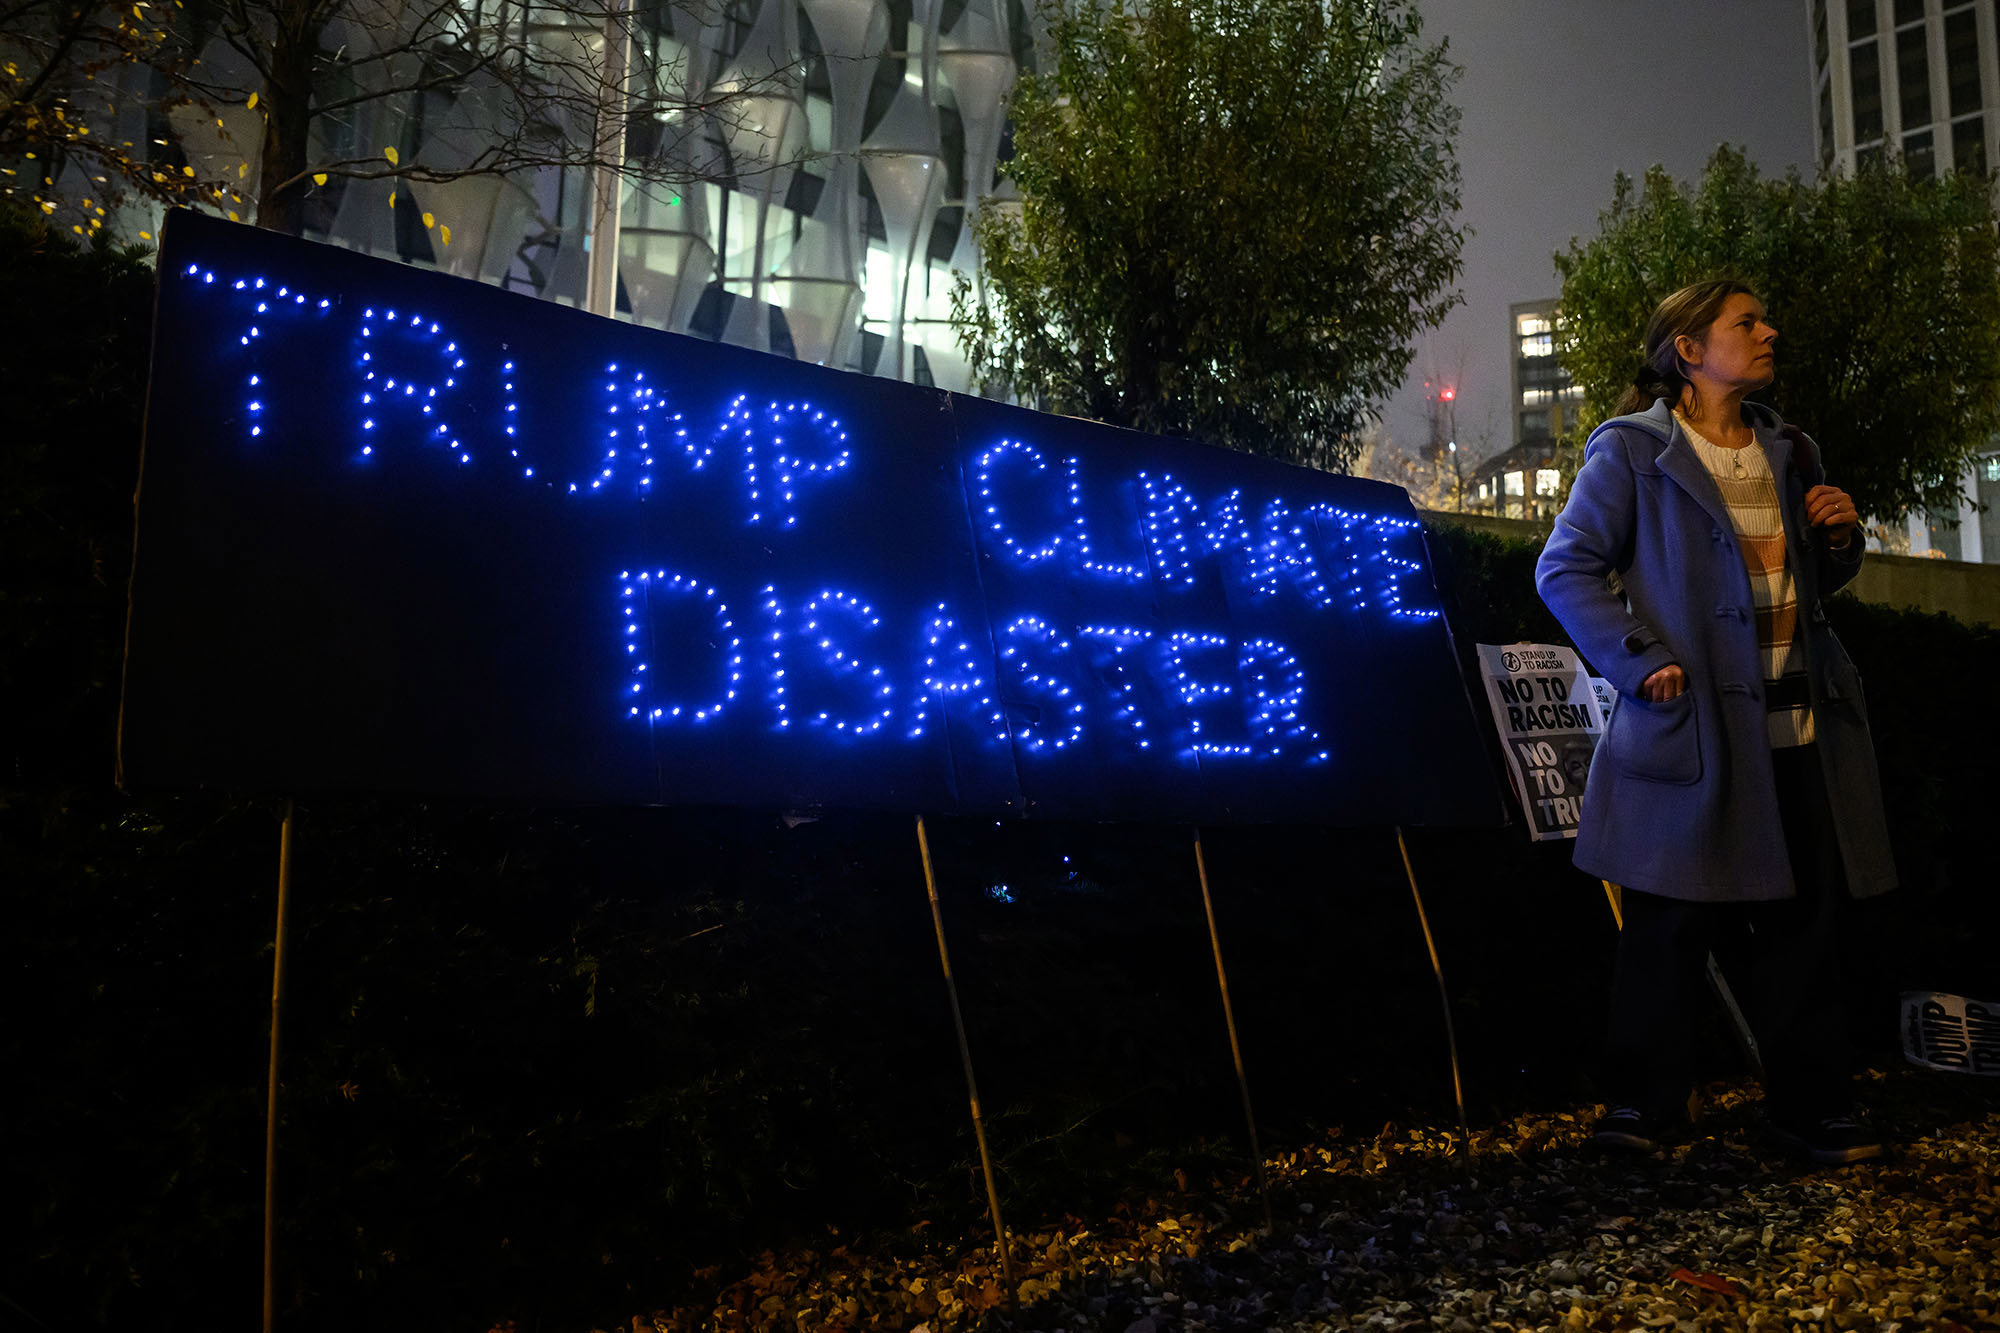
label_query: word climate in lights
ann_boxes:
[122,213,1500,827]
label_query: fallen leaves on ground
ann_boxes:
[590,1071,1996,1332]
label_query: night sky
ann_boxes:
[1385,0,1817,459]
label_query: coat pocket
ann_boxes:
[1609,692,1702,785]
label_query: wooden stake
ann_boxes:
[1192,828,1274,1234]
[1395,826,1472,1151]
[914,814,1014,1292]
[264,799,296,1333]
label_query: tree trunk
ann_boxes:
[256,1,322,235]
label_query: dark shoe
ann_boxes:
[1593,1105,1672,1152]
[1769,1111,1884,1165]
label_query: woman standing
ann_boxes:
[1536,280,1897,1163]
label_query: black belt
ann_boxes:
[1765,673,1812,711]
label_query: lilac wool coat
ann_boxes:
[1535,399,1897,902]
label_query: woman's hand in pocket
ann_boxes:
[1640,663,1686,702]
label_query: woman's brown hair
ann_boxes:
[1611,278,1759,417]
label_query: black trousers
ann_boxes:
[1605,742,1853,1124]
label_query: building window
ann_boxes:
[1953,114,1987,173]
[1853,39,1884,142]
[1948,8,1982,116]
[1504,471,1526,497]
[1477,481,1490,501]
[1849,0,1877,39]
[1534,469,1562,498]
[1906,128,1936,177]
[1519,410,1550,436]
[1519,332,1553,357]
[1894,0,1923,23]
[1983,454,2000,482]
[1517,314,1551,337]
[1898,24,1933,131]
[1522,388,1554,406]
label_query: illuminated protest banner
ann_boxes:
[119,211,1503,826]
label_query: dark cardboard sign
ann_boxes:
[120,211,1503,825]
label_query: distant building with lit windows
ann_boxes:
[1808,0,1997,560]
[1468,299,1578,522]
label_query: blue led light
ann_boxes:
[976,440,1064,563]
[999,616,1086,751]
[1068,458,1148,580]
[723,394,852,527]
[176,256,1454,790]
[623,571,742,723]
[909,603,1006,742]
[352,304,465,462]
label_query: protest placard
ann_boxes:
[1901,990,2000,1075]
[1474,643,1607,841]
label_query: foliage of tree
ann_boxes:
[1554,145,2000,522]
[0,0,213,229]
[952,0,1467,473]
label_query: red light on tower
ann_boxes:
[1440,388,1455,402]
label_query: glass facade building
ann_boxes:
[1811,0,1994,179]
[40,0,1032,392]
[1808,0,1997,561]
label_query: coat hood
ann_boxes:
[1590,397,1786,445]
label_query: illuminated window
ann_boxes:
[1477,481,1489,500]
[1535,469,1562,497]
[1522,388,1554,406]
[1516,314,1551,337]
[1519,333,1553,357]
[1504,471,1526,497]
[1983,455,2000,482]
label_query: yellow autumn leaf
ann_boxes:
[313,172,328,186]
[388,191,396,208]
[246,91,257,110]
[140,230,153,240]
[439,224,451,247]
[422,211,435,229]
[237,161,247,177]
[182,164,194,176]
[384,145,399,166]
[228,210,239,221]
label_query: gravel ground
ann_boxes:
[603,1070,1997,1333]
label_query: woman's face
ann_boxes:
[1678,293,1777,394]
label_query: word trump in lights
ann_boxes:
[189,259,1438,768]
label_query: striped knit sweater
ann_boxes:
[1673,411,1811,747]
